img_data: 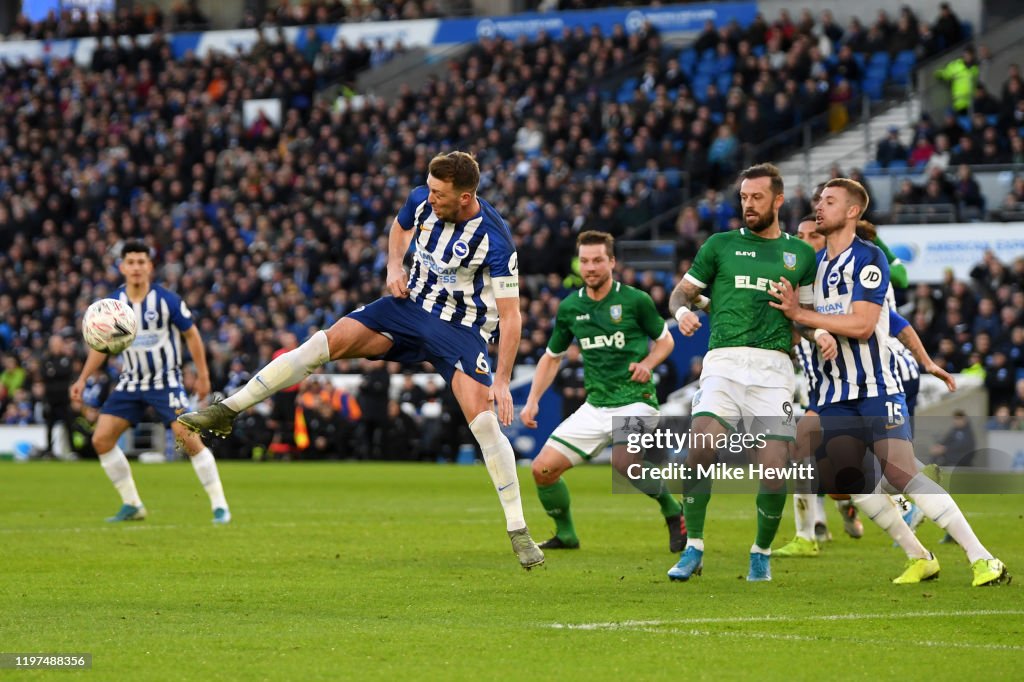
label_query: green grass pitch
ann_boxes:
[2,461,1022,680]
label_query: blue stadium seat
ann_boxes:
[679,47,697,75]
[863,78,884,101]
[894,50,916,66]
[692,76,711,101]
[696,60,717,76]
[958,115,972,131]
[716,73,733,92]
[866,64,888,82]
[700,48,716,63]
[889,160,909,172]
[868,52,891,70]
[863,160,883,175]
[714,53,735,75]
[752,44,765,57]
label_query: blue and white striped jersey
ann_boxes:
[794,338,820,397]
[396,185,519,342]
[111,285,194,391]
[887,308,920,383]
[813,237,903,403]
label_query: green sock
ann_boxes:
[628,461,683,518]
[682,476,713,540]
[537,479,577,542]
[755,488,788,550]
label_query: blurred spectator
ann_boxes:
[931,2,964,49]
[379,399,419,460]
[554,343,586,419]
[876,127,909,167]
[935,46,979,114]
[358,359,392,459]
[930,410,976,466]
[40,334,74,457]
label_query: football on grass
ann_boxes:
[82,298,138,354]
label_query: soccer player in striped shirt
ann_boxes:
[178,151,545,570]
[69,242,230,524]
[768,178,1008,586]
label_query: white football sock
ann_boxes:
[750,544,770,555]
[814,494,827,526]
[190,448,228,510]
[469,411,526,532]
[99,446,142,507]
[852,493,930,560]
[223,330,330,413]
[793,493,816,541]
[686,538,705,551]
[904,473,992,563]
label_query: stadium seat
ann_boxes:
[863,160,883,176]
[679,47,697,75]
[714,54,735,75]
[868,52,891,70]
[863,78,885,101]
[696,60,718,77]
[716,73,732,93]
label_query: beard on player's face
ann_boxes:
[744,206,775,233]
[583,269,612,290]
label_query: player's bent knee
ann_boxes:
[532,450,569,485]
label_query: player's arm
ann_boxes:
[520,351,562,429]
[771,283,881,341]
[386,217,415,298]
[492,295,521,426]
[182,326,211,400]
[69,348,108,401]
[792,311,838,360]
[893,317,957,392]
[632,329,674,383]
[668,277,710,336]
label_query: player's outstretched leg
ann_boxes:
[178,330,332,437]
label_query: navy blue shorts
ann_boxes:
[817,393,913,448]
[102,386,190,426]
[347,296,493,386]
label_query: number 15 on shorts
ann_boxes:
[886,400,905,427]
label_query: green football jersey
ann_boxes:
[685,228,817,354]
[548,282,667,409]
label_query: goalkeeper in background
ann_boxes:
[520,230,683,551]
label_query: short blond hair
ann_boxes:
[824,178,870,218]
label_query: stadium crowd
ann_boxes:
[2,5,1018,460]
[0,0,451,40]
[873,55,1024,222]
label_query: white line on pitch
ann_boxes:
[550,610,1024,630]
[628,627,1024,651]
